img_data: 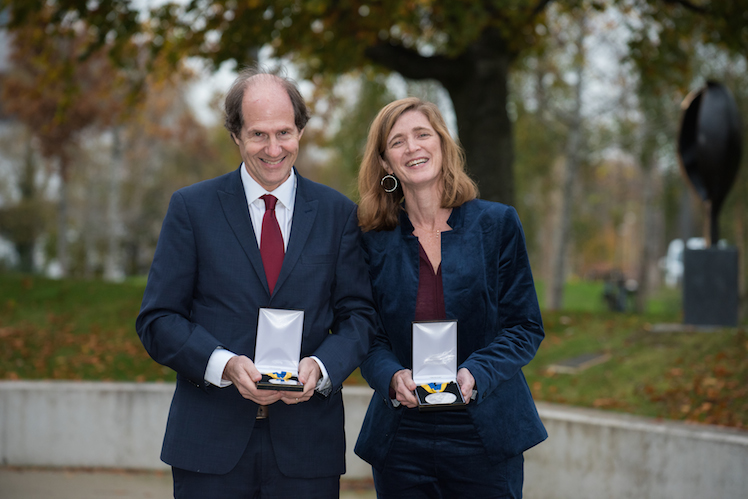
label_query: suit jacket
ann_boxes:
[354,199,547,470]
[136,167,377,477]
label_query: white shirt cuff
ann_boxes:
[310,356,332,395]
[205,348,237,387]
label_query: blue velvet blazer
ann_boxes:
[354,199,548,469]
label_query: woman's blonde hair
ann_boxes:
[357,97,478,232]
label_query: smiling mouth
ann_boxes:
[406,158,428,167]
[262,157,286,165]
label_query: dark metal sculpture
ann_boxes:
[677,81,743,246]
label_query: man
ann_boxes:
[136,66,377,498]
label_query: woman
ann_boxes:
[354,97,547,498]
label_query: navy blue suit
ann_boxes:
[355,199,547,472]
[136,167,376,478]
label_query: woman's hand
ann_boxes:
[390,369,419,408]
[457,367,476,405]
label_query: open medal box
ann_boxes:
[254,308,305,392]
[412,320,466,411]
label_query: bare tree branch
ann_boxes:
[363,43,468,86]
[531,0,556,18]
[663,0,709,14]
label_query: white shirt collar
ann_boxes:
[240,165,296,211]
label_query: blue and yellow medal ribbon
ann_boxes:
[267,371,293,381]
[421,382,447,394]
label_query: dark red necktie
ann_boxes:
[260,194,284,294]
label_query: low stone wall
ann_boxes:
[526,402,748,499]
[0,381,173,470]
[2,381,747,498]
[0,381,373,476]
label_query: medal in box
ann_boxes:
[254,308,304,392]
[412,320,466,411]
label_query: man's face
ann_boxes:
[234,79,303,191]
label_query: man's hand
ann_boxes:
[222,355,282,405]
[390,369,418,408]
[457,367,476,405]
[280,357,320,405]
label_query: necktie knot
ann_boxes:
[261,194,277,211]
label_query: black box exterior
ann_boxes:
[256,373,304,391]
[683,247,739,327]
[415,382,467,412]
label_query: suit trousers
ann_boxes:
[372,408,524,499]
[172,419,340,499]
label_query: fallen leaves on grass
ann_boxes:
[0,316,171,382]
[592,398,629,409]
[641,330,748,429]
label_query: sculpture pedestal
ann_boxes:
[683,247,739,327]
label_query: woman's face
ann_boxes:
[381,110,443,193]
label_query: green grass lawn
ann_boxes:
[1,272,746,429]
[0,274,173,382]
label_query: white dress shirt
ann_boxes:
[203,166,331,392]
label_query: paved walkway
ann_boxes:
[0,467,376,499]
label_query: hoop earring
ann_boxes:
[380,174,398,193]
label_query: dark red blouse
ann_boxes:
[414,242,446,321]
[390,243,447,400]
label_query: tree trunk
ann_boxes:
[104,126,125,282]
[443,55,514,205]
[56,156,69,277]
[547,92,582,310]
[365,29,516,205]
[17,133,37,273]
[636,151,659,313]
[547,24,585,311]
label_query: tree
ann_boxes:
[318,73,395,199]
[1,16,112,275]
[3,0,557,207]
[541,10,588,311]
[0,3,199,277]
[115,78,225,276]
[511,4,602,310]
[0,127,53,272]
[5,1,746,208]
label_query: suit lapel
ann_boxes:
[218,168,269,293]
[273,173,318,295]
